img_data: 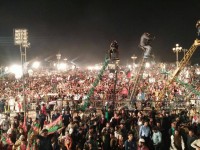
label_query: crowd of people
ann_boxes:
[0,61,199,150]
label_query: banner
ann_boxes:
[45,115,62,133]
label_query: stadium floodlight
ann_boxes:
[71,65,76,70]
[14,28,30,64]
[94,65,101,70]
[9,64,23,79]
[145,62,150,68]
[28,69,33,76]
[32,61,40,69]
[57,63,67,70]
[87,66,93,71]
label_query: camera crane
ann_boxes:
[129,32,155,100]
[129,58,146,100]
[158,22,200,102]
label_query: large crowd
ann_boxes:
[0,62,200,150]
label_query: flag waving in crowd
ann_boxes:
[45,115,63,134]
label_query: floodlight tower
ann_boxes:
[14,29,29,114]
[22,42,30,63]
[14,29,29,65]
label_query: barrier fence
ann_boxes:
[26,98,200,111]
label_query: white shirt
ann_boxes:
[9,98,15,106]
[191,139,200,149]
[170,135,185,150]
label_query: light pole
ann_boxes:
[182,48,188,57]
[172,44,182,68]
[56,52,61,69]
[131,54,137,69]
[22,42,30,63]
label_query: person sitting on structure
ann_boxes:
[196,20,200,36]
[139,32,155,59]
[109,40,119,60]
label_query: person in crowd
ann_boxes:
[36,128,58,150]
[9,96,15,112]
[187,129,197,150]
[161,112,171,150]
[41,102,47,117]
[119,119,128,142]
[27,117,33,131]
[138,138,149,150]
[101,122,112,150]
[169,122,177,137]
[124,132,137,150]
[98,114,107,132]
[139,32,155,59]
[152,126,162,150]
[39,110,46,130]
[76,128,86,150]
[0,99,5,113]
[0,115,10,133]
[110,132,118,150]
[170,129,185,150]
[130,124,139,141]
[110,112,121,129]
[12,135,26,150]
[63,130,73,150]
[7,124,18,145]
[149,107,157,125]
[139,120,151,148]
[62,111,72,127]
[116,131,124,150]
[191,138,200,150]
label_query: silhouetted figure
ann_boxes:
[109,40,119,60]
[139,33,155,59]
[196,20,200,36]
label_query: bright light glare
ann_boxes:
[71,65,76,70]
[28,69,33,76]
[32,61,40,69]
[87,66,93,71]
[57,63,67,70]
[4,67,9,73]
[9,65,23,79]
[145,62,150,68]
[94,65,101,70]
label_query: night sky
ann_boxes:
[0,0,200,66]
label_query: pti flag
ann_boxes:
[46,115,63,133]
